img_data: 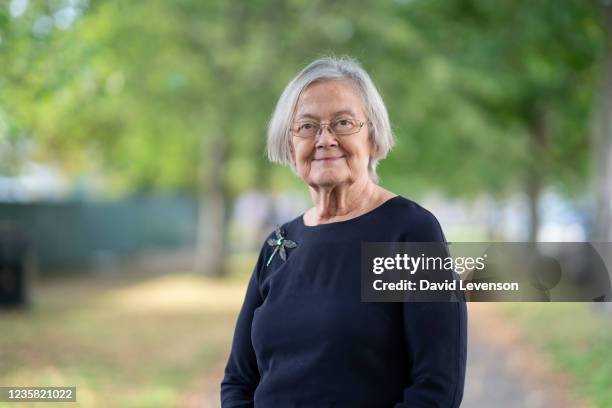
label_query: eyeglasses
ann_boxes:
[291,117,366,138]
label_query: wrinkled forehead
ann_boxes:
[293,79,367,121]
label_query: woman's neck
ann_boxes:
[305,179,392,225]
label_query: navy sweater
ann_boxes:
[221,196,467,407]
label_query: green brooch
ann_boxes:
[266,226,297,267]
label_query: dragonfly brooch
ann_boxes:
[266,227,297,267]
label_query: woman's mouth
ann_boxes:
[313,156,344,162]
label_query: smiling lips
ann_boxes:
[313,155,344,162]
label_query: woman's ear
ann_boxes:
[369,138,379,157]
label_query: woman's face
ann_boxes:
[291,80,373,189]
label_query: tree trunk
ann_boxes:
[194,136,228,277]
[593,1,612,243]
[526,174,542,241]
[526,108,550,241]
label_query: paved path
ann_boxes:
[463,336,550,407]
[463,303,590,408]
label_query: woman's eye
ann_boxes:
[301,123,314,130]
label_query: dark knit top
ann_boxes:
[221,195,467,407]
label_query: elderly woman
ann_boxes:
[221,57,467,407]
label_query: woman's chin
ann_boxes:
[307,171,349,188]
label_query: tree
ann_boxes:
[593,0,612,242]
[398,0,603,240]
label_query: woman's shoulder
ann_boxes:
[378,195,446,242]
[381,194,438,219]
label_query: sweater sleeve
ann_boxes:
[395,301,467,407]
[394,210,468,407]
[220,244,266,408]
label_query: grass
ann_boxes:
[0,253,256,408]
[500,303,612,408]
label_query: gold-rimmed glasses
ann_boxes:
[291,117,366,138]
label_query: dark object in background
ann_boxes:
[0,222,33,308]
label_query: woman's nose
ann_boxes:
[315,126,338,148]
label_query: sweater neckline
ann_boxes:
[298,195,401,230]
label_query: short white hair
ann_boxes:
[266,56,395,183]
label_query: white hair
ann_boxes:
[266,56,395,183]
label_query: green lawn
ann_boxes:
[0,254,256,408]
[500,303,612,408]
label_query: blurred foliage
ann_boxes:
[403,0,603,197]
[0,0,606,200]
